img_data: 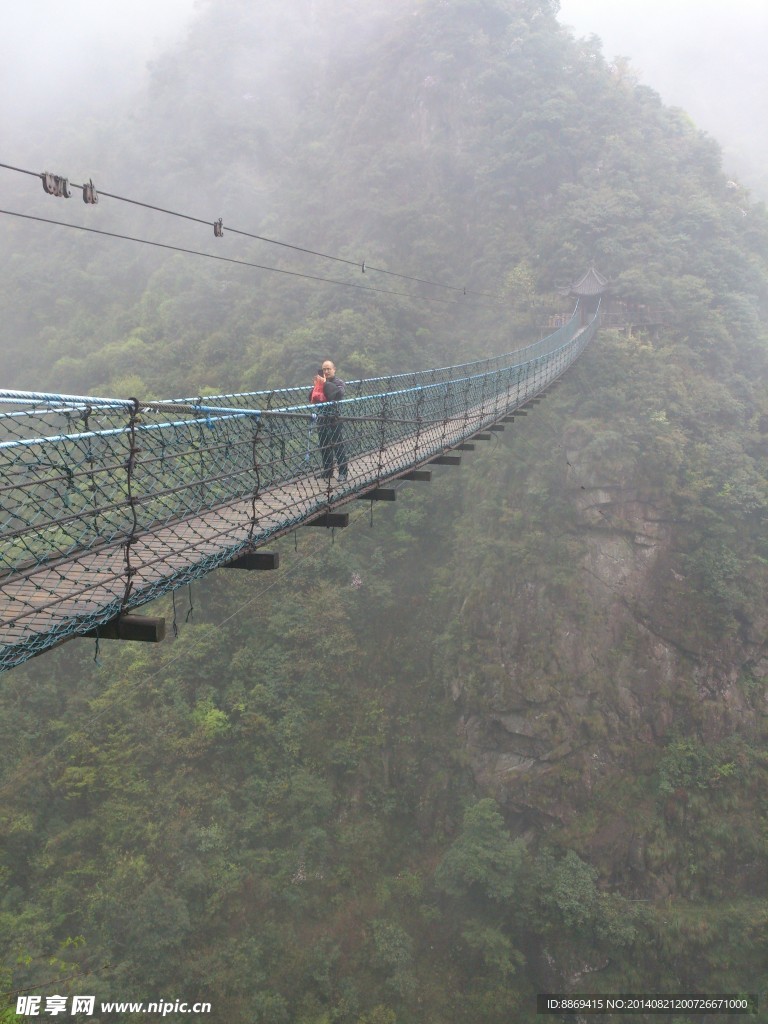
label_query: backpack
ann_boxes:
[310,380,325,403]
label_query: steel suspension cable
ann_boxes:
[0,160,506,302]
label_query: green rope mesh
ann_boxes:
[0,309,598,670]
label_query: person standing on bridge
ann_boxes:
[310,360,348,482]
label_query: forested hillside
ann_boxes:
[2,1,768,1022]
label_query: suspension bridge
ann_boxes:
[0,305,600,671]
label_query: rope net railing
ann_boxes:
[159,306,582,411]
[0,307,599,670]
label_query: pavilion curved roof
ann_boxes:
[568,266,609,296]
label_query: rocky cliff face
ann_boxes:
[444,356,767,896]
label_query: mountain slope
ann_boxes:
[1,1,768,1021]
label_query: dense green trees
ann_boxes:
[2,0,768,1020]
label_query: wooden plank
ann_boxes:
[401,470,432,482]
[430,455,461,465]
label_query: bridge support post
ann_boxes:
[430,455,461,465]
[306,512,350,529]
[356,488,396,502]
[402,470,432,482]
[222,552,280,570]
[473,432,492,440]
[83,615,166,643]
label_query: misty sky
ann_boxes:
[2,0,766,190]
[558,0,768,189]
[0,0,199,131]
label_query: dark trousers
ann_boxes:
[318,419,347,478]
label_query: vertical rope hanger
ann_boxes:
[120,397,141,613]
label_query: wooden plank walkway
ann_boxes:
[0,304,587,672]
[0,397,516,669]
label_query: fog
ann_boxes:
[4,0,766,196]
[0,0,200,140]
[558,0,768,195]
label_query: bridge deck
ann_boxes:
[1,307,599,670]
[0,404,501,667]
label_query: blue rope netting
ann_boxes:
[0,308,599,670]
